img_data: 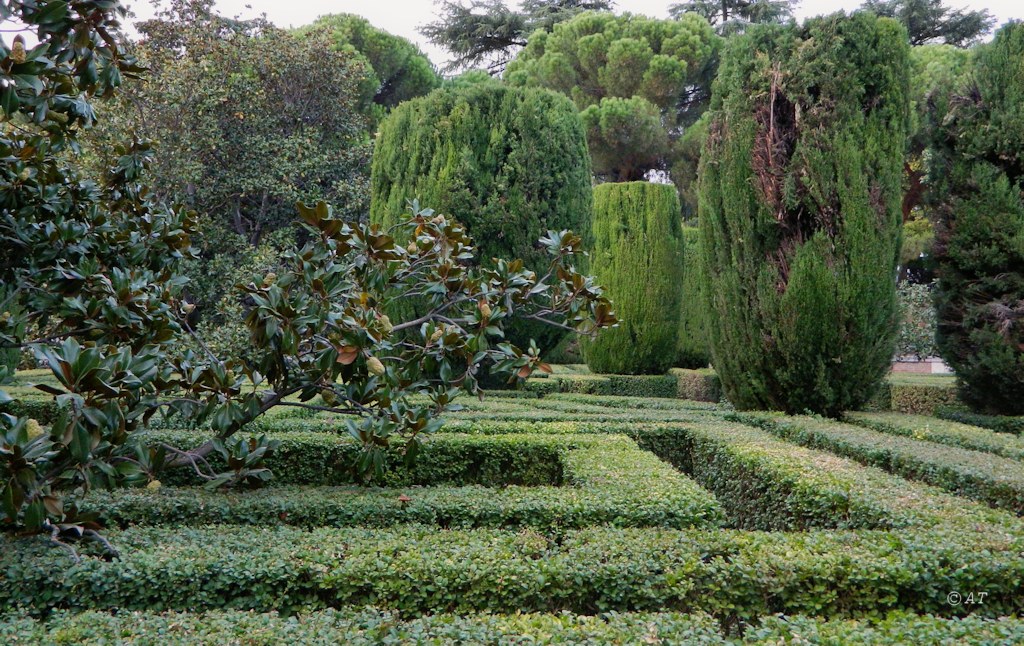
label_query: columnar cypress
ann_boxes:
[584,182,683,374]
[698,13,910,416]
[369,83,592,353]
[676,226,711,368]
[930,23,1024,414]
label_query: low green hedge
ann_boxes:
[80,435,723,531]
[670,368,723,402]
[5,608,1022,644]
[636,421,1015,532]
[146,431,565,487]
[0,608,727,644]
[847,411,1024,461]
[3,524,1023,623]
[734,412,1024,515]
[936,408,1024,435]
[546,393,721,411]
[525,374,679,398]
[745,612,1024,644]
[888,381,961,415]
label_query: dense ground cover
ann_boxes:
[3,375,1024,641]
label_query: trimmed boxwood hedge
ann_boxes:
[847,411,1024,462]
[80,435,723,531]
[733,412,1024,515]
[936,408,1024,436]
[4,609,1023,644]
[3,524,1023,623]
[0,608,727,644]
[146,432,566,488]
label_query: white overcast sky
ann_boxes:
[118,0,1021,71]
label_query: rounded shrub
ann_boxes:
[930,23,1024,414]
[369,83,592,354]
[697,13,910,416]
[583,182,683,375]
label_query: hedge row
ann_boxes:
[848,411,1024,461]
[80,436,723,531]
[0,608,725,644]
[635,421,1015,532]
[866,380,961,415]
[4,524,1023,623]
[733,413,1024,515]
[936,408,1024,435]
[525,373,679,398]
[145,431,566,488]
[5,608,1023,644]
[671,368,723,402]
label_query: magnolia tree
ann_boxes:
[0,0,614,551]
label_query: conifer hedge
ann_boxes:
[697,13,910,416]
[584,182,683,374]
[930,23,1024,415]
[369,83,592,353]
[676,226,710,368]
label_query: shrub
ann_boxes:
[889,381,960,414]
[369,83,593,353]
[930,23,1024,414]
[935,408,1024,435]
[895,282,938,359]
[583,182,684,374]
[675,226,712,368]
[671,368,722,402]
[734,412,1024,514]
[847,411,1024,461]
[697,14,910,416]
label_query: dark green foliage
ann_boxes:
[369,83,593,353]
[421,0,614,74]
[930,23,1024,415]
[861,0,994,47]
[296,14,440,121]
[669,0,797,34]
[698,14,910,415]
[506,12,719,186]
[583,183,683,374]
[676,227,711,368]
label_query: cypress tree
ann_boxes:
[584,182,683,374]
[676,226,711,368]
[369,83,592,353]
[930,23,1024,414]
[698,13,910,416]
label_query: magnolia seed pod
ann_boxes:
[430,327,444,343]
[367,356,386,376]
[479,301,492,318]
[10,36,26,64]
[431,215,445,225]
[407,241,418,254]
[379,315,393,334]
[146,479,162,491]
[25,419,43,440]
[262,272,277,287]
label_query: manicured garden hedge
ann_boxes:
[5,609,1023,644]
[4,523,1023,623]
[733,412,1024,514]
[81,435,723,531]
[671,368,723,402]
[935,408,1024,435]
[146,431,566,487]
[848,411,1024,461]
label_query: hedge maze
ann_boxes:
[4,385,1024,642]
